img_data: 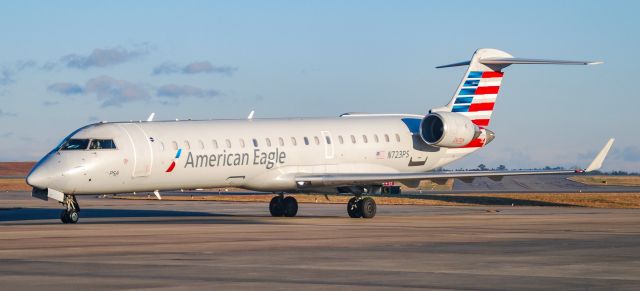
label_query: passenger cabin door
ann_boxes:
[120,124,153,177]
[321,131,334,160]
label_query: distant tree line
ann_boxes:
[436,165,639,175]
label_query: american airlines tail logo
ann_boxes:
[165,148,183,173]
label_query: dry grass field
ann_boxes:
[0,162,35,177]
[112,192,640,209]
[569,175,640,186]
[0,179,30,191]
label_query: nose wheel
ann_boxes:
[269,195,298,217]
[347,196,376,218]
[60,194,80,224]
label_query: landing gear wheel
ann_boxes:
[60,194,80,224]
[60,210,79,224]
[67,210,79,224]
[269,196,284,217]
[360,197,377,219]
[60,210,70,224]
[282,196,298,217]
[347,197,362,218]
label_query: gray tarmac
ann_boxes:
[1,191,640,290]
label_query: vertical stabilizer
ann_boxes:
[439,48,513,127]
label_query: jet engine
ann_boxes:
[419,112,480,148]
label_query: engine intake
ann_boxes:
[420,112,480,148]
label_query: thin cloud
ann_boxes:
[85,76,150,107]
[48,82,84,95]
[157,84,220,98]
[152,62,180,75]
[611,146,640,163]
[0,68,13,86]
[42,101,60,106]
[152,61,236,76]
[0,109,18,117]
[61,46,149,69]
[182,61,236,75]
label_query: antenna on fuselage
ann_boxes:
[147,112,155,122]
[247,110,255,120]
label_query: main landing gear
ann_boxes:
[60,194,80,224]
[347,196,377,218]
[269,195,298,217]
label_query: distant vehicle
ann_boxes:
[26,48,613,223]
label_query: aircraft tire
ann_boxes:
[269,196,284,217]
[347,197,362,218]
[360,197,376,219]
[60,210,70,224]
[67,210,79,224]
[282,196,298,217]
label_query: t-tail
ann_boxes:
[421,48,602,150]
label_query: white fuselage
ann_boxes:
[27,114,482,195]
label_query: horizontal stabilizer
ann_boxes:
[480,57,603,66]
[436,61,471,69]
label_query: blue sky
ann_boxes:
[0,1,638,171]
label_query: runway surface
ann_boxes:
[1,191,640,290]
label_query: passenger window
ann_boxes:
[172,141,178,150]
[266,138,272,147]
[252,138,258,147]
[239,139,245,148]
[89,139,117,150]
[362,135,368,143]
[184,141,191,150]
[313,136,320,145]
[61,139,90,150]
[384,134,390,142]
[225,139,232,148]
[278,137,284,147]
[338,136,344,144]
[350,135,356,144]
[291,137,297,146]
[395,134,401,142]
[325,136,331,144]
[198,140,204,149]
[212,140,219,149]
[373,134,379,143]
[304,137,309,145]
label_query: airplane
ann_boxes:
[26,48,614,224]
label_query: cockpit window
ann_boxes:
[60,139,90,150]
[89,139,117,150]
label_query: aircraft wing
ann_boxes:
[295,139,614,188]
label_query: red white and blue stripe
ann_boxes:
[451,70,503,127]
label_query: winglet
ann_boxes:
[147,112,155,122]
[247,110,255,120]
[585,138,615,172]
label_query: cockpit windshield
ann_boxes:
[60,139,90,150]
[89,139,117,149]
[59,139,117,151]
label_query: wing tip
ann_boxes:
[585,138,615,172]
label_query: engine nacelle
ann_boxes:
[419,112,480,148]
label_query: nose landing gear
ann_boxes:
[269,195,298,217]
[60,194,80,224]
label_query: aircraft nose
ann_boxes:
[26,167,49,189]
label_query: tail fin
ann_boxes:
[435,48,601,127]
